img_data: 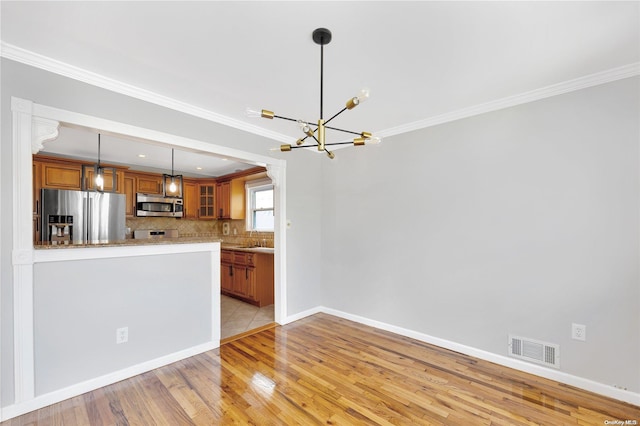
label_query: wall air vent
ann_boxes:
[508,335,560,369]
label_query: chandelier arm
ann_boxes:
[272,115,300,123]
[324,107,348,126]
[324,125,362,136]
[323,141,355,147]
[289,144,318,150]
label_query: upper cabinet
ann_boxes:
[182,179,198,219]
[198,180,217,219]
[132,172,163,195]
[123,174,136,217]
[37,160,82,191]
[216,179,245,220]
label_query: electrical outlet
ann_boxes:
[116,327,128,344]
[572,323,586,341]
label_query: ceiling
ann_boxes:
[2,1,639,172]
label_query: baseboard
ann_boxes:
[282,305,324,325]
[319,306,640,407]
[1,341,218,422]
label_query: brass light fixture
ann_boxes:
[247,28,381,159]
[163,148,183,197]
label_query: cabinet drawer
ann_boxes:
[221,250,234,262]
[233,252,247,264]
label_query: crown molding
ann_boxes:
[378,62,640,138]
[0,42,292,143]
[2,42,638,142]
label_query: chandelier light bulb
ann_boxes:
[357,88,370,103]
[169,180,177,193]
[245,107,262,118]
[95,172,104,190]
[367,136,382,145]
[298,120,314,137]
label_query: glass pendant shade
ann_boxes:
[95,169,104,190]
[163,148,183,197]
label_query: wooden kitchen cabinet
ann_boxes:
[183,179,199,219]
[37,161,82,191]
[134,173,163,195]
[123,175,136,217]
[216,179,245,219]
[221,250,234,293]
[220,249,273,307]
[199,180,216,219]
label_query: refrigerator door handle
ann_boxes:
[85,194,91,242]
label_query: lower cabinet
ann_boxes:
[220,249,273,307]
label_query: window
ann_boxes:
[246,180,274,231]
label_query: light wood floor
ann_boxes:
[3,313,639,425]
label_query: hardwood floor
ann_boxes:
[3,313,639,425]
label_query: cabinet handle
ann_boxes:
[229,265,233,276]
[246,268,248,280]
[219,208,223,217]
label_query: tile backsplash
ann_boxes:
[126,217,274,247]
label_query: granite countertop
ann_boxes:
[34,238,274,254]
[34,237,223,250]
[220,244,275,254]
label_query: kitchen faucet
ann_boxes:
[249,229,261,247]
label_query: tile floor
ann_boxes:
[220,294,275,339]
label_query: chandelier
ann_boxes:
[247,28,381,159]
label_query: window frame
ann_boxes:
[245,179,274,231]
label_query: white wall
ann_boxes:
[33,251,213,395]
[0,58,324,407]
[321,77,640,392]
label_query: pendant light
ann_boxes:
[163,148,183,197]
[94,134,104,191]
[247,28,381,159]
[81,133,116,192]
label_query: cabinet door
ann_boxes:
[232,265,246,296]
[216,180,245,220]
[221,262,234,292]
[199,184,216,219]
[245,267,256,300]
[123,175,136,217]
[216,181,231,219]
[136,175,163,194]
[41,162,82,190]
[183,180,199,219]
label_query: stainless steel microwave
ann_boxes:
[136,193,183,218]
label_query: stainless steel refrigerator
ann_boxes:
[41,189,126,244]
